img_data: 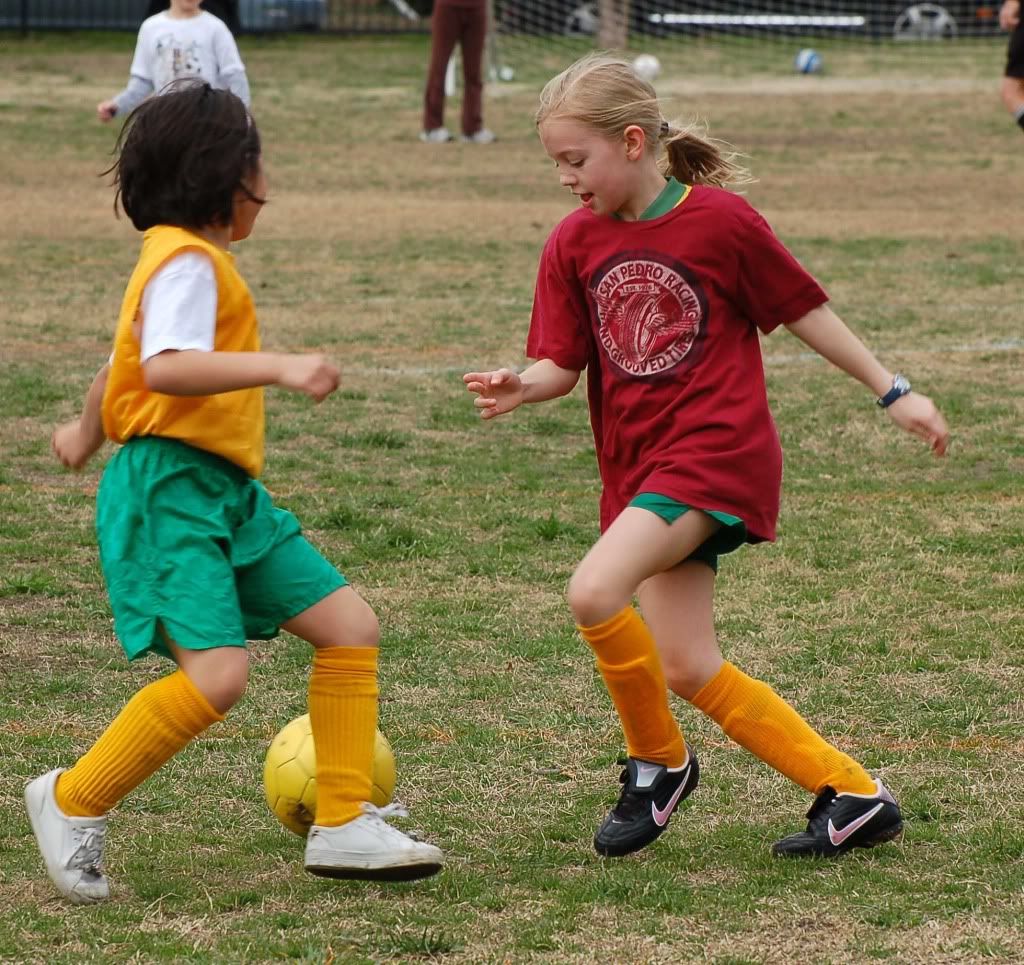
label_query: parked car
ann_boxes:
[498,0,1000,40]
[0,0,327,33]
[635,0,1000,39]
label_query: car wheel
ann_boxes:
[893,2,957,39]
[564,1,597,35]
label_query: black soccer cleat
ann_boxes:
[772,778,904,858]
[593,745,699,858]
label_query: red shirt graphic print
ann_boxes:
[527,184,829,542]
[591,250,707,380]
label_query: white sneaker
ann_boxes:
[419,127,452,144]
[305,803,444,881]
[25,769,110,905]
[460,128,497,144]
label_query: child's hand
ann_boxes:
[999,0,1019,30]
[97,100,117,123]
[463,368,525,419]
[52,420,100,470]
[277,354,340,402]
[886,392,949,456]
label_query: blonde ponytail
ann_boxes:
[660,121,752,188]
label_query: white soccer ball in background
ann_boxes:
[794,48,823,74]
[632,53,661,83]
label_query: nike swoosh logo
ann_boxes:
[651,766,690,827]
[828,802,884,846]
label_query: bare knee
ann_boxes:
[662,653,723,702]
[342,597,380,650]
[663,662,710,701]
[282,587,381,650]
[184,648,249,713]
[567,568,628,627]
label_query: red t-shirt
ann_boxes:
[526,184,828,542]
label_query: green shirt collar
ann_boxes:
[638,177,686,221]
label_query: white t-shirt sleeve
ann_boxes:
[139,252,217,363]
[212,19,246,80]
[127,19,155,83]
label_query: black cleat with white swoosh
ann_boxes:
[593,745,699,857]
[772,779,903,857]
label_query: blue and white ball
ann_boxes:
[794,48,823,74]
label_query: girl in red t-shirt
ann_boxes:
[464,53,949,860]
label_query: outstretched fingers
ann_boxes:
[463,369,511,391]
[463,369,511,418]
[463,373,489,395]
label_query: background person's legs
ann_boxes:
[423,0,461,136]
[1002,19,1024,130]
[459,3,488,137]
[1001,76,1024,130]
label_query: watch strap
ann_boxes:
[877,374,912,408]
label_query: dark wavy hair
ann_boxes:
[106,81,264,231]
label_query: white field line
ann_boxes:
[344,338,1024,379]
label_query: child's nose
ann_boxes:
[559,173,575,186]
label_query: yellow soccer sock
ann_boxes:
[55,669,224,818]
[690,661,876,795]
[579,607,686,768]
[308,645,378,827]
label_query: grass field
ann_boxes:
[1,29,1022,964]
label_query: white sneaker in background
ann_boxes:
[419,127,453,143]
[305,803,444,881]
[460,128,497,144]
[24,769,110,905]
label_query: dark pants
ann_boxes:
[422,0,487,136]
[1008,17,1024,78]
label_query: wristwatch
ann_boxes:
[877,373,912,408]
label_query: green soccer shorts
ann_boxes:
[628,493,748,573]
[97,436,346,661]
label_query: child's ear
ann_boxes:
[623,124,646,161]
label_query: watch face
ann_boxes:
[878,374,912,407]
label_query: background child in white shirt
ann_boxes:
[97,0,250,121]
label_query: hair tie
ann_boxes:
[660,120,670,138]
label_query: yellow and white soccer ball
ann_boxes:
[263,713,396,836]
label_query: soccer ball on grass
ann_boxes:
[794,48,823,74]
[263,713,396,836]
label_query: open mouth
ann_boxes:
[579,192,594,206]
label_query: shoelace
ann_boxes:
[69,827,105,874]
[804,788,839,828]
[609,761,653,819]
[359,801,429,841]
[361,801,409,821]
[614,757,630,789]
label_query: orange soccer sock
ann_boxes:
[578,607,686,768]
[55,669,224,818]
[307,645,378,827]
[690,661,876,795]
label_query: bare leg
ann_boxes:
[281,585,379,650]
[1000,75,1024,121]
[638,562,723,700]
[568,506,720,626]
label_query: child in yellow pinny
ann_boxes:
[27,82,443,905]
